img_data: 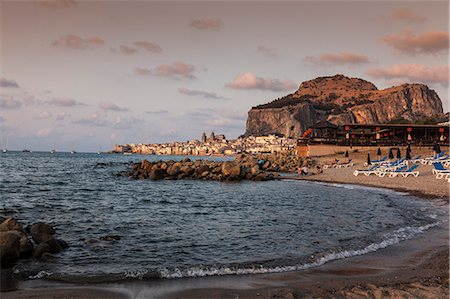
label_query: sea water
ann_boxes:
[0,151,442,282]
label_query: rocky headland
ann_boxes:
[128,152,310,181]
[245,74,444,138]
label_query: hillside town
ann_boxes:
[113,132,297,155]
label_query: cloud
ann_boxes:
[112,116,144,130]
[225,72,297,92]
[34,111,52,120]
[304,52,370,66]
[0,95,22,109]
[56,112,70,120]
[0,78,19,88]
[74,112,108,127]
[99,101,129,111]
[382,30,449,55]
[387,8,426,24]
[37,128,52,137]
[146,109,169,114]
[159,129,178,137]
[52,34,105,49]
[256,46,279,58]
[154,62,196,79]
[134,41,162,53]
[116,45,138,55]
[48,97,82,107]
[190,19,223,31]
[366,64,449,86]
[34,0,76,8]
[134,68,152,76]
[178,88,228,100]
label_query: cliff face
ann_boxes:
[245,75,443,137]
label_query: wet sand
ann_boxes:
[2,148,449,299]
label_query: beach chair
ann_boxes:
[379,159,407,171]
[366,156,387,166]
[322,159,339,169]
[336,159,353,168]
[428,155,450,165]
[432,162,448,174]
[410,155,422,163]
[394,164,420,177]
[376,165,407,177]
[353,165,379,176]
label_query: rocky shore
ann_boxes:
[128,152,310,181]
[0,218,68,269]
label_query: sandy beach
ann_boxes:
[2,147,449,299]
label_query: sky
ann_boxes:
[0,0,448,152]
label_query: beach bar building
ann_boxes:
[304,123,449,146]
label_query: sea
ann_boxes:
[0,151,443,282]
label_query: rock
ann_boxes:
[200,171,209,178]
[245,75,443,137]
[149,169,165,180]
[0,232,20,268]
[45,238,62,253]
[56,239,69,249]
[31,223,55,237]
[33,242,50,258]
[140,160,153,171]
[251,165,260,175]
[99,235,121,241]
[8,230,33,258]
[179,166,194,176]
[221,162,241,177]
[0,218,26,233]
[32,232,53,244]
[160,162,168,170]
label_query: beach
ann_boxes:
[2,148,449,299]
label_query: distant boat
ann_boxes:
[51,149,56,154]
[2,149,7,153]
[70,151,76,154]
[97,151,101,155]
[123,152,132,155]
[22,149,31,153]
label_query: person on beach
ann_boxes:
[298,165,309,176]
[315,165,323,174]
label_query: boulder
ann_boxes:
[8,230,33,258]
[0,218,25,233]
[251,165,260,175]
[33,242,50,258]
[0,232,20,268]
[140,160,153,171]
[31,223,55,244]
[221,162,241,177]
[166,165,180,177]
[45,238,62,253]
[149,169,165,180]
[179,166,194,176]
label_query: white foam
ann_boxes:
[125,269,148,279]
[29,271,53,279]
[159,221,440,279]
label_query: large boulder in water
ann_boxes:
[7,230,33,258]
[31,223,55,244]
[0,218,25,233]
[0,232,20,268]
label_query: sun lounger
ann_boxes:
[376,165,407,177]
[335,159,353,168]
[432,162,448,174]
[410,155,422,163]
[353,165,379,176]
[365,156,387,166]
[394,164,420,177]
[427,155,450,165]
[436,172,450,179]
[379,159,407,171]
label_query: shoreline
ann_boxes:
[2,158,449,298]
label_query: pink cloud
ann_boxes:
[52,34,105,49]
[134,41,162,53]
[34,111,52,120]
[225,72,297,92]
[387,8,426,23]
[190,19,223,31]
[134,68,152,76]
[99,101,129,111]
[304,52,370,66]
[382,30,449,55]
[56,112,70,120]
[154,62,196,79]
[366,64,449,86]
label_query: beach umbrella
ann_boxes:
[367,153,371,165]
[396,148,402,162]
[388,148,394,160]
[405,146,411,160]
[345,150,348,157]
[377,146,382,161]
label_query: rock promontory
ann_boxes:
[245,74,444,138]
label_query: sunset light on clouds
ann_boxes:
[0,0,448,152]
